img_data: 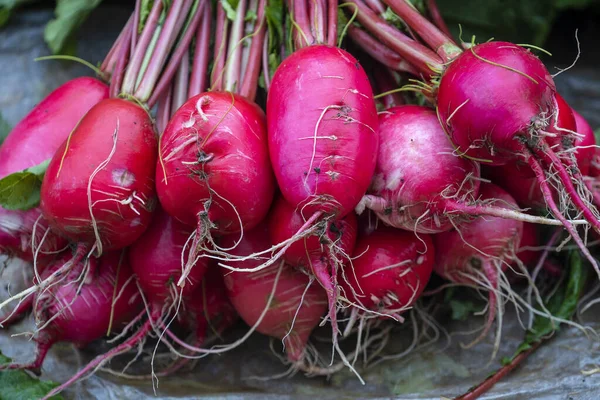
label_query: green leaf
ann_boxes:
[449,298,480,321]
[138,0,154,33]
[0,351,63,400]
[260,0,285,86]
[0,159,50,211]
[0,113,11,146]
[594,128,600,145]
[0,0,36,28]
[43,0,104,55]
[220,0,240,21]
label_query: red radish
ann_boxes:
[0,77,109,261]
[350,1,600,267]
[573,109,596,177]
[513,223,561,278]
[222,224,327,363]
[342,227,435,318]
[40,98,157,256]
[156,91,275,286]
[267,196,357,338]
[483,163,546,210]
[0,251,142,375]
[129,208,209,310]
[357,105,564,233]
[433,183,523,352]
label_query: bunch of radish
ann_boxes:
[0,0,599,395]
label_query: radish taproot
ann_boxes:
[433,183,523,355]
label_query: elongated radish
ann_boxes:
[268,195,357,338]
[433,183,523,353]
[222,224,327,363]
[0,77,109,261]
[357,105,566,233]
[0,251,141,376]
[343,227,434,318]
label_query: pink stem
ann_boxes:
[347,25,420,75]
[156,83,174,133]
[40,320,153,400]
[211,3,228,91]
[223,0,248,93]
[131,0,141,53]
[351,0,443,76]
[101,14,134,77]
[475,259,498,343]
[121,0,163,95]
[240,0,267,101]
[109,23,133,98]
[527,155,600,280]
[384,0,460,61]
[261,34,271,91]
[309,0,327,44]
[188,1,212,98]
[312,257,339,337]
[135,0,193,104]
[171,49,190,112]
[364,0,386,13]
[292,0,315,49]
[326,0,337,46]
[533,145,600,234]
[426,0,453,39]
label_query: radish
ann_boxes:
[342,227,435,320]
[157,0,274,287]
[0,250,141,376]
[357,105,565,233]
[0,77,109,261]
[433,183,523,354]
[267,196,358,335]
[350,1,600,275]
[573,109,596,177]
[221,224,327,364]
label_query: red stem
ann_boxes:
[146,0,206,108]
[261,34,271,91]
[223,0,248,93]
[351,0,443,76]
[240,0,267,101]
[384,0,460,61]
[326,0,337,46]
[347,25,420,75]
[100,14,134,77]
[188,0,212,98]
[171,50,190,112]
[40,320,153,400]
[426,0,453,39]
[121,0,163,95]
[0,339,52,376]
[211,3,228,91]
[292,0,315,49]
[156,83,174,133]
[455,342,541,400]
[373,67,405,108]
[364,0,386,14]
[109,20,134,98]
[312,257,339,337]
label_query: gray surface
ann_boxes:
[1,6,600,400]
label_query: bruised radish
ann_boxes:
[433,183,523,351]
[268,196,357,337]
[343,227,434,318]
[40,98,157,256]
[357,105,562,232]
[222,224,327,363]
[0,250,141,375]
[157,91,275,286]
[0,77,108,261]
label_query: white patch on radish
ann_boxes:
[130,218,142,228]
[416,256,425,265]
[112,168,136,187]
[386,170,404,191]
[182,117,196,128]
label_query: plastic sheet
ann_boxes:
[1,6,600,400]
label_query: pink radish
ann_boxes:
[0,256,34,327]
[0,250,142,376]
[268,196,357,337]
[343,227,435,318]
[222,224,327,364]
[0,77,109,261]
[357,105,564,233]
[433,183,523,352]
